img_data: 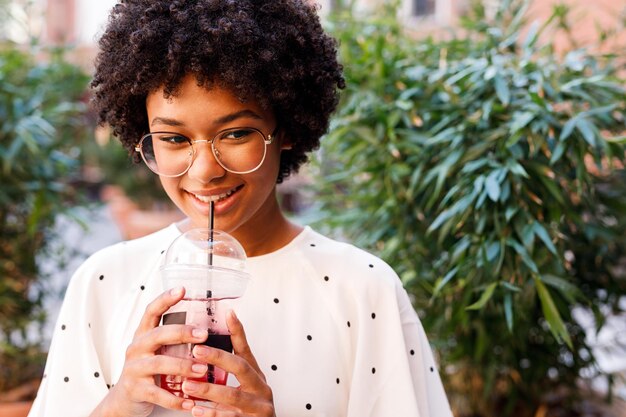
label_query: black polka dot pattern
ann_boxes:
[47,234,432,413]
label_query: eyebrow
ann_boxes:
[150,110,264,127]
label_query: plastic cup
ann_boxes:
[158,228,249,399]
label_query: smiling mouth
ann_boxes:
[190,185,244,203]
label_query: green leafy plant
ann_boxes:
[316,1,626,415]
[0,43,92,396]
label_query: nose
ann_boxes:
[186,142,226,183]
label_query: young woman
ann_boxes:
[29,1,452,416]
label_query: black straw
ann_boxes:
[208,200,214,266]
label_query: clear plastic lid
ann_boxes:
[162,228,247,272]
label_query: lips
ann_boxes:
[187,184,244,204]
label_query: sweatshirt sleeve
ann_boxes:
[345,262,453,417]
[28,250,115,417]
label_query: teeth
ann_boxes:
[192,187,237,203]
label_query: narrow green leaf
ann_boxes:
[507,161,529,178]
[505,206,518,222]
[433,266,459,297]
[504,292,514,332]
[534,277,573,348]
[427,208,454,234]
[466,282,498,311]
[486,241,500,262]
[605,135,626,144]
[550,141,566,165]
[451,236,471,263]
[485,171,501,202]
[542,274,583,303]
[501,282,521,292]
[576,118,597,147]
[507,238,539,273]
[560,118,577,141]
[509,112,535,134]
[495,75,510,106]
[522,20,541,49]
[521,223,534,249]
[532,222,557,255]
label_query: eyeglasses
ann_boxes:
[134,127,275,177]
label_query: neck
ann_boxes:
[230,193,303,257]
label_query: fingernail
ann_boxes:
[181,400,194,410]
[183,380,199,392]
[192,406,204,416]
[170,286,184,297]
[192,363,207,374]
[192,328,207,339]
[193,344,210,356]
[227,310,237,321]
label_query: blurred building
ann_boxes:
[33,0,626,56]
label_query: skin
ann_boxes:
[152,75,302,256]
[90,75,303,417]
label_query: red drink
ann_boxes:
[159,296,237,399]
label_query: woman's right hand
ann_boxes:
[90,286,208,417]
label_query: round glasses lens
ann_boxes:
[141,133,193,176]
[213,128,267,173]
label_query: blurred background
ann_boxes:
[1,0,625,416]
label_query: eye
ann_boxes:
[158,134,189,144]
[218,128,257,143]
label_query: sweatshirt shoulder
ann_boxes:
[69,224,179,287]
[301,228,400,288]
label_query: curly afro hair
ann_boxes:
[91,0,345,183]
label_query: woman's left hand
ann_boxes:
[182,311,276,417]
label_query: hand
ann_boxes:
[90,287,209,417]
[181,311,276,417]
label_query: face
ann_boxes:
[145,75,286,250]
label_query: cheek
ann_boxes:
[158,177,181,200]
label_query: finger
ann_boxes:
[126,324,207,358]
[182,380,272,414]
[125,355,209,380]
[192,345,270,397]
[136,287,186,334]
[114,380,196,412]
[190,405,239,417]
[226,310,264,377]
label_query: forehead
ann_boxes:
[146,76,274,129]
